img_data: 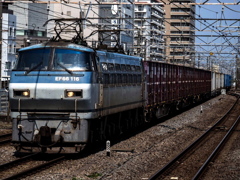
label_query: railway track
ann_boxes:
[0,133,11,145]
[0,153,65,180]
[149,97,240,180]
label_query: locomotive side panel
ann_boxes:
[98,52,143,116]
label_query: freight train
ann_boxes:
[9,41,232,153]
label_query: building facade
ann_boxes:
[134,0,165,61]
[1,11,16,83]
[163,0,195,65]
[98,0,134,54]
[8,2,48,50]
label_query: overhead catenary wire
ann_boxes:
[3,1,238,5]
[2,0,238,68]
[168,0,239,55]
[11,0,236,56]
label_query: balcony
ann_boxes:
[152,5,165,15]
[150,52,164,57]
[151,44,164,50]
[151,28,164,35]
[151,19,163,27]
[134,17,145,21]
[151,12,163,19]
[170,40,193,45]
[170,47,193,52]
[135,25,151,31]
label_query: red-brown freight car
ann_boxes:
[143,61,211,121]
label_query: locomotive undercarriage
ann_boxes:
[146,93,211,121]
[11,107,146,153]
[89,107,145,143]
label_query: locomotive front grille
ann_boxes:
[27,113,71,121]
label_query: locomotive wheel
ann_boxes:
[41,147,47,153]
[15,145,21,152]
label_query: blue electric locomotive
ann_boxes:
[9,41,144,153]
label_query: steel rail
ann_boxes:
[0,133,12,138]
[0,153,40,171]
[0,133,12,145]
[0,139,11,144]
[149,97,239,180]
[192,115,240,180]
[0,133,11,138]
[2,155,65,180]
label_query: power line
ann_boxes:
[3,1,239,5]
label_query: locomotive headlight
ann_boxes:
[67,91,74,97]
[13,89,30,97]
[65,90,82,98]
[22,91,29,97]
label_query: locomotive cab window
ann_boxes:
[14,48,93,72]
[14,48,51,71]
[53,49,92,71]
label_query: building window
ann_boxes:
[13,45,16,53]
[5,62,11,70]
[37,31,44,37]
[171,37,191,41]
[9,27,12,36]
[67,11,71,16]
[171,15,190,19]
[8,44,12,53]
[135,13,144,18]
[138,5,144,11]
[171,22,192,27]
[171,31,191,34]
[16,30,25,36]
[171,8,190,12]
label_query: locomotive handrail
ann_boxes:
[15,117,81,121]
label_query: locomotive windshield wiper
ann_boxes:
[57,62,74,75]
[25,62,43,75]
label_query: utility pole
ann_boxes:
[198,53,200,68]
[0,1,2,89]
[236,55,240,90]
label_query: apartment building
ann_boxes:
[163,0,195,65]
[8,2,48,50]
[134,0,165,61]
[1,9,16,83]
[97,0,134,53]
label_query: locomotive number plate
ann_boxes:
[55,77,80,81]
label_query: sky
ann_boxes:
[194,0,240,73]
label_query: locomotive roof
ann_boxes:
[19,41,95,53]
[19,41,142,60]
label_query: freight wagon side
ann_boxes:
[212,72,224,96]
[143,61,211,121]
[224,74,232,91]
